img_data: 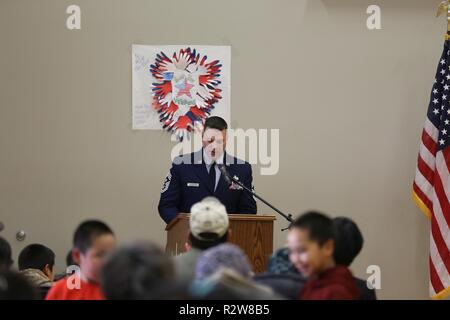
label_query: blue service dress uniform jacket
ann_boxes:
[158,150,257,223]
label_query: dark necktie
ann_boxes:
[208,162,216,192]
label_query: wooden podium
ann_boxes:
[166,214,276,273]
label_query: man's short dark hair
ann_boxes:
[189,232,228,250]
[101,242,175,300]
[204,116,228,131]
[73,220,114,253]
[18,244,55,272]
[291,211,334,246]
[66,249,77,267]
[0,236,13,270]
[333,217,364,266]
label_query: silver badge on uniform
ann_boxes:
[229,175,243,190]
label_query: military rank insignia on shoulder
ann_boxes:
[161,171,172,193]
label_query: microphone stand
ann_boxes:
[218,165,293,231]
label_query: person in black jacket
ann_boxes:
[333,217,377,300]
[253,247,306,299]
[0,270,38,300]
[0,236,13,270]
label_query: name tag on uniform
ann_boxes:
[187,182,199,187]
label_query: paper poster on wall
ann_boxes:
[132,45,231,140]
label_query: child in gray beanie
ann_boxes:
[195,243,252,280]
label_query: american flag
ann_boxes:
[413,40,450,299]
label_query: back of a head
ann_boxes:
[66,249,77,267]
[18,244,55,272]
[333,217,364,266]
[191,268,261,300]
[73,220,114,253]
[189,197,229,250]
[101,241,175,300]
[196,243,252,281]
[0,270,38,300]
[267,247,299,275]
[0,237,13,270]
[291,211,334,246]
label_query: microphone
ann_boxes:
[217,164,293,230]
[217,164,232,185]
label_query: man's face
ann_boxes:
[74,234,116,283]
[287,228,333,277]
[202,128,227,160]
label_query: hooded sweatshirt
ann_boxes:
[20,268,52,288]
[299,265,360,300]
[20,268,53,299]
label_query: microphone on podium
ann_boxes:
[217,164,293,231]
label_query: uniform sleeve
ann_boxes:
[237,163,257,214]
[158,163,181,224]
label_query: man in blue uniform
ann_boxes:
[158,116,257,223]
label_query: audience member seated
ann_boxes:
[0,237,13,271]
[101,241,187,299]
[53,249,79,282]
[0,270,38,300]
[333,217,376,300]
[287,211,360,300]
[46,220,116,300]
[18,244,55,299]
[0,214,375,301]
[66,248,78,267]
[254,247,306,299]
[191,243,280,300]
[173,197,230,281]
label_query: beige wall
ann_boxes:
[0,0,443,299]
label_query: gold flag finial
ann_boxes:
[437,1,450,33]
[437,1,449,17]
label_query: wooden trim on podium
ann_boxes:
[165,213,190,231]
[165,213,276,230]
[165,213,276,273]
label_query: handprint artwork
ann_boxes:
[132,45,230,140]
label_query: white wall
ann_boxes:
[0,0,442,299]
